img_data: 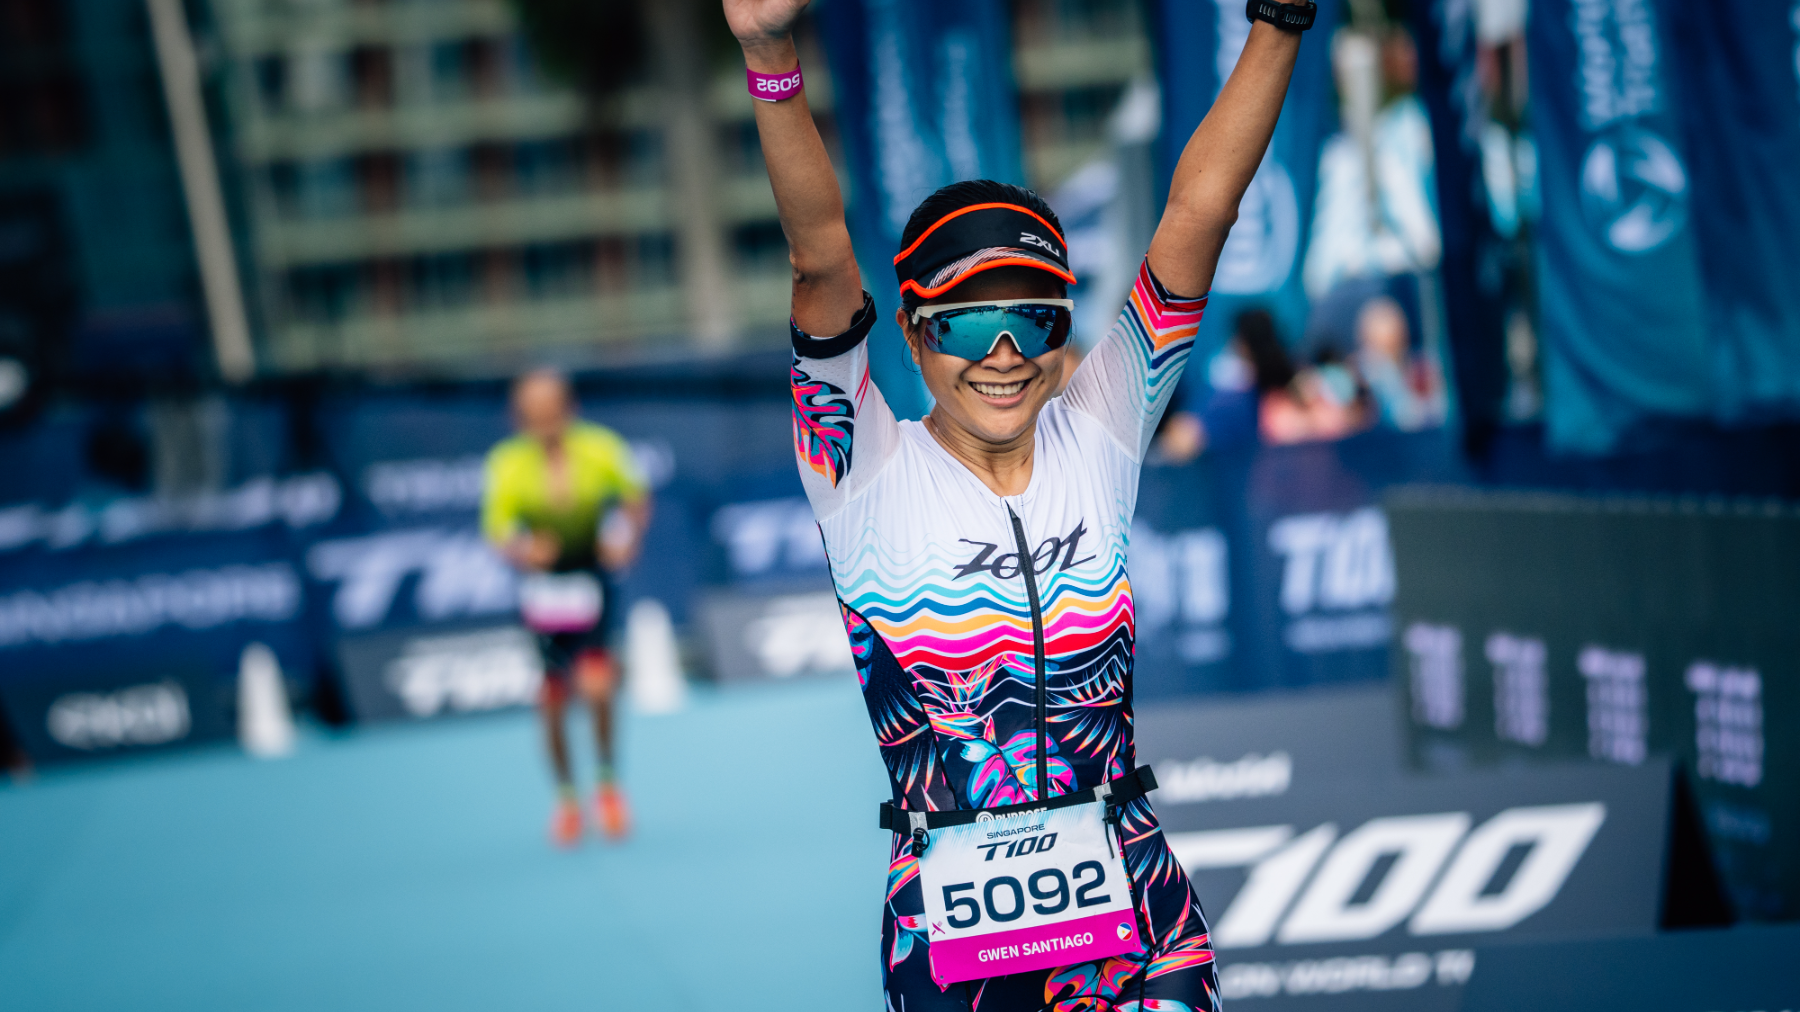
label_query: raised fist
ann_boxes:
[722,0,810,44]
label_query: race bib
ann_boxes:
[917,800,1140,985]
[518,572,603,633]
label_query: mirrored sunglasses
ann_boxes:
[909,299,1075,361]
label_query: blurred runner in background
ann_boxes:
[483,369,650,847]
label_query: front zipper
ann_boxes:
[1006,505,1049,802]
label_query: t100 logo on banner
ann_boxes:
[1168,802,1606,946]
[1270,508,1395,653]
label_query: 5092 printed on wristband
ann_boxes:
[747,66,803,101]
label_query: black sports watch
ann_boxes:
[1247,0,1317,31]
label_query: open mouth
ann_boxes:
[970,380,1029,399]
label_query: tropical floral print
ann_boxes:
[790,359,855,487]
[795,260,1217,1011]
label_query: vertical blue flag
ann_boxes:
[813,0,1025,420]
[1661,0,1800,423]
[1410,0,1509,451]
[1527,0,1710,453]
[1151,0,1340,354]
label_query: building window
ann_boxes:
[410,251,479,310]
[514,138,579,197]
[521,240,595,298]
[732,221,787,275]
[405,147,472,208]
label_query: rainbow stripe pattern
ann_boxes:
[799,257,1219,1008]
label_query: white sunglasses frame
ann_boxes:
[907,298,1076,324]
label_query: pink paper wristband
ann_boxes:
[747,65,804,102]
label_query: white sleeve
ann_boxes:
[790,292,904,521]
[1060,259,1208,463]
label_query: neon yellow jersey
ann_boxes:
[481,421,647,571]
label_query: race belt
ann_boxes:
[879,766,1159,985]
[878,765,1157,836]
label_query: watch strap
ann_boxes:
[1246,0,1317,31]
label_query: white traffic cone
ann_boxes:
[238,641,296,758]
[624,598,687,715]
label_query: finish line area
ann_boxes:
[0,679,890,1012]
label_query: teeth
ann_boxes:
[971,380,1027,397]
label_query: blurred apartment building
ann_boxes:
[213,0,1151,376]
[208,0,792,372]
[1012,0,1149,192]
[1,0,1154,384]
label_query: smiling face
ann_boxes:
[900,267,1069,448]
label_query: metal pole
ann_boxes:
[146,0,256,383]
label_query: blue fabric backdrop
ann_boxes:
[1409,0,1510,450]
[1527,0,1710,454]
[812,0,1025,419]
[1662,0,1800,425]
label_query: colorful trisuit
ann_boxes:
[790,261,1220,1012]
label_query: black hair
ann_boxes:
[900,179,1064,253]
[1234,308,1297,393]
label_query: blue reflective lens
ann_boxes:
[924,304,1073,360]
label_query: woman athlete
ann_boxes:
[724,1,1309,1008]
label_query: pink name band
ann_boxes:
[747,65,804,102]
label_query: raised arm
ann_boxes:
[1147,17,1307,297]
[725,0,863,336]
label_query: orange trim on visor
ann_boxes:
[898,256,1079,301]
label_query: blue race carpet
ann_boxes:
[0,677,891,1011]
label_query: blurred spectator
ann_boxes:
[1265,350,1368,445]
[1154,308,1374,459]
[1152,309,1279,463]
[1353,296,1445,431]
[1303,27,1441,302]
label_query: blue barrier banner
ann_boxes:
[0,528,312,763]
[1133,429,1467,700]
[0,397,335,762]
[304,388,819,709]
[1527,0,1710,453]
[813,0,1025,419]
[1662,0,1800,423]
[1150,0,1340,353]
[1409,0,1509,441]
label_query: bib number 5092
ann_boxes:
[942,860,1112,928]
[915,800,1140,985]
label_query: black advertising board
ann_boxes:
[1154,760,1678,1011]
[0,662,234,764]
[333,621,542,723]
[1134,683,1404,802]
[1386,489,1798,922]
[1461,923,1800,1012]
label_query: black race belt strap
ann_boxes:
[879,765,1158,834]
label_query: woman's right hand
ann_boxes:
[722,0,810,46]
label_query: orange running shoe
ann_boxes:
[595,784,631,841]
[550,798,582,848]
